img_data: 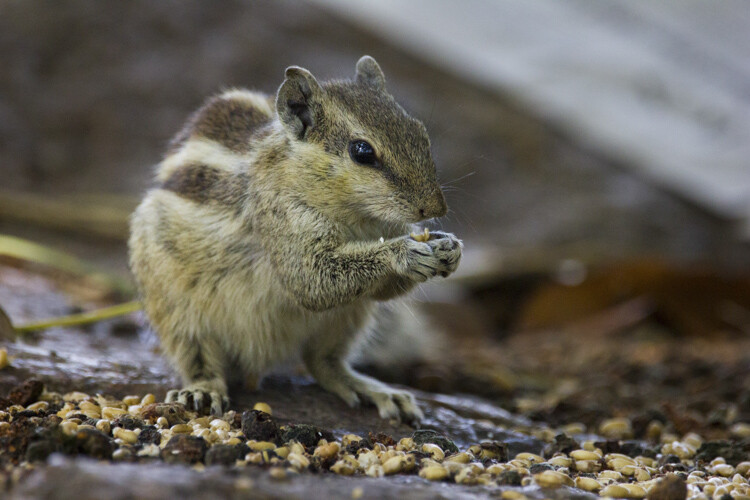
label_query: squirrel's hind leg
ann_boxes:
[163,335,229,416]
[302,331,424,426]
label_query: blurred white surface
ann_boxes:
[314,0,750,233]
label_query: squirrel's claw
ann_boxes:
[357,385,424,426]
[165,385,229,416]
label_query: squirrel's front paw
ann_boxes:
[396,231,462,282]
[425,231,462,278]
[166,380,229,416]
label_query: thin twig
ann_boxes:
[14,301,143,333]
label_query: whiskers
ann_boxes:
[441,170,476,189]
[434,158,484,233]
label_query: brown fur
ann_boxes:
[169,92,273,153]
[161,164,248,206]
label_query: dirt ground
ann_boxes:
[0,252,748,498]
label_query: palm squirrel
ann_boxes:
[129,56,462,423]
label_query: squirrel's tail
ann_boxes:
[350,299,446,372]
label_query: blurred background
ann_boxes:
[1,0,749,444]
[2,0,749,268]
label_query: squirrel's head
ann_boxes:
[275,56,447,225]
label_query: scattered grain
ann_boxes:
[253,402,272,415]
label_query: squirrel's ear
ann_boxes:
[276,66,323,140]
[355,56,386,91]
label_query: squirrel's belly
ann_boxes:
[207,264,375,371]
[130,193,375,371]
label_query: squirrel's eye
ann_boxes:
[348,140,378,166]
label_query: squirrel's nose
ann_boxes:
[418,191,448,220]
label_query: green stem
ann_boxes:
[15,301,143,333]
